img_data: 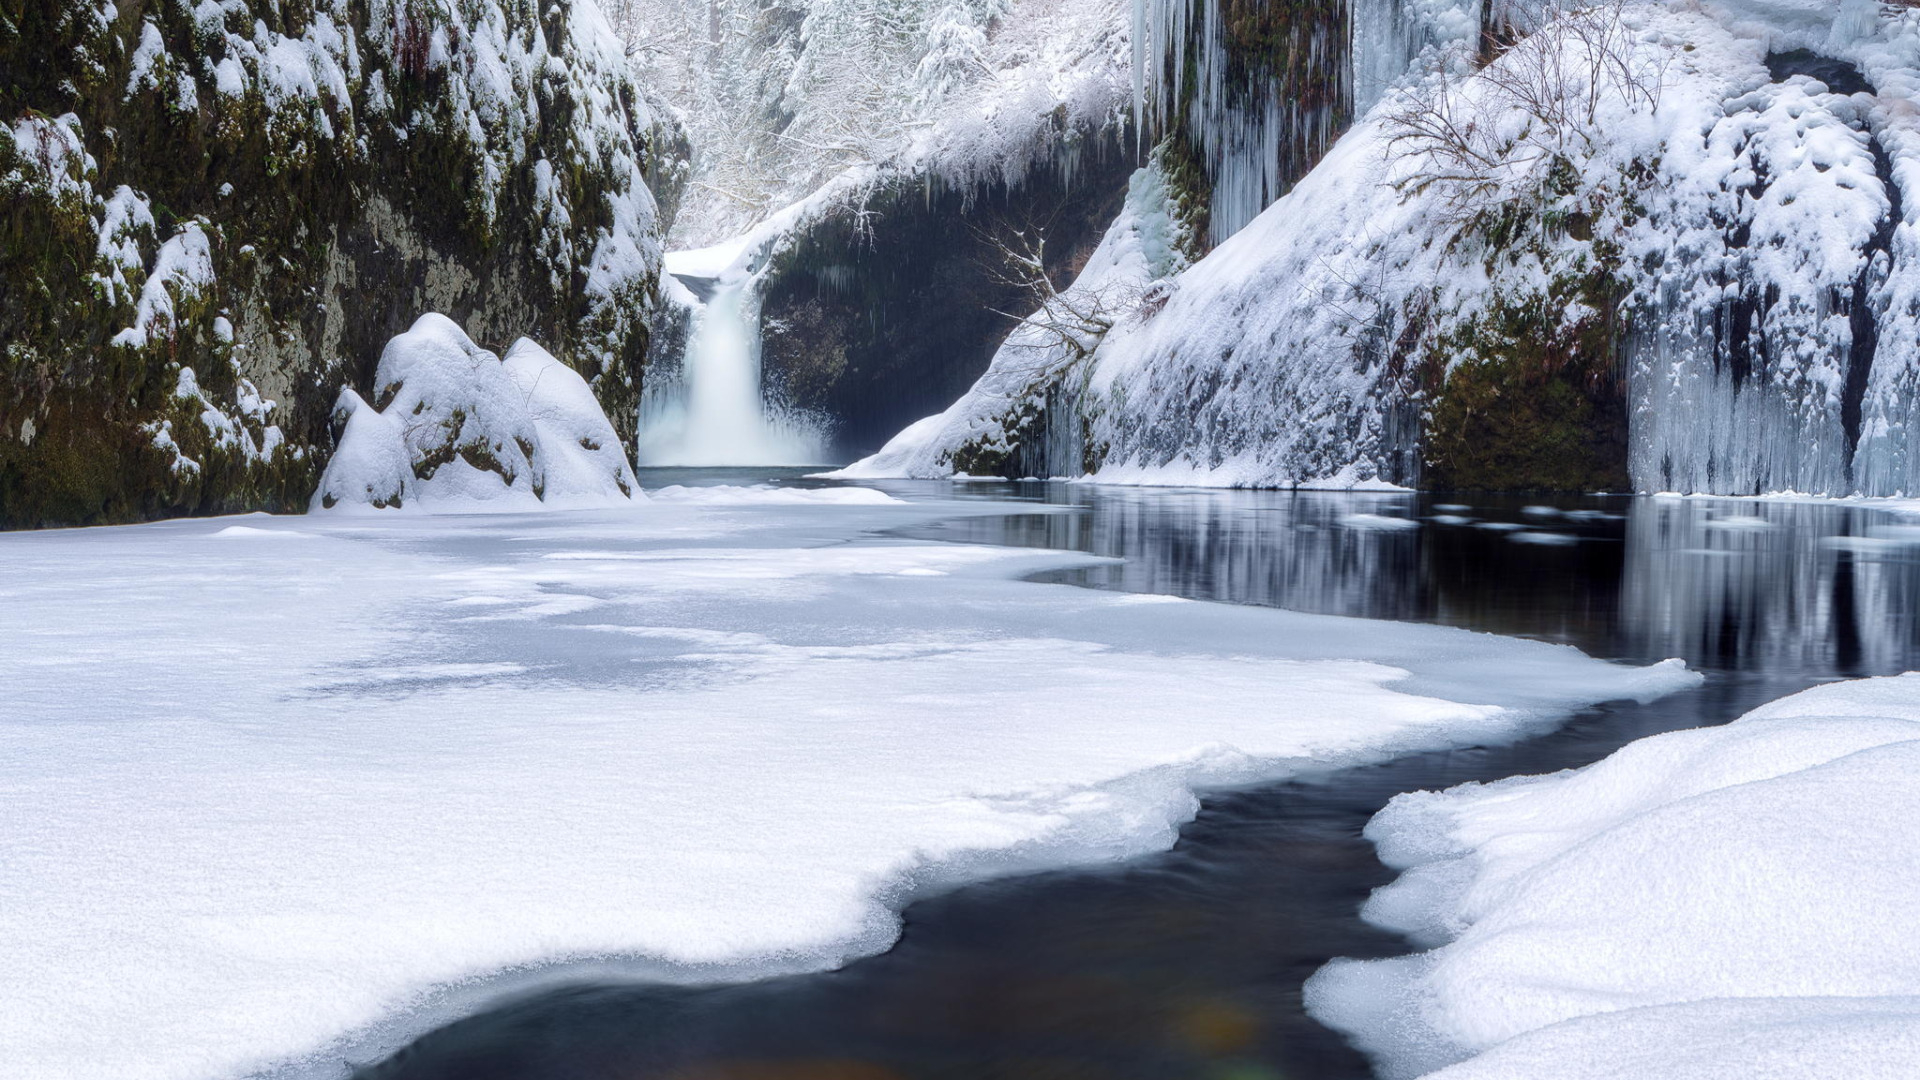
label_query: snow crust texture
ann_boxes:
[1307,673,1920,1079]
[312,315,639,511]
[0,492,1694,1080]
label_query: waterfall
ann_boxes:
[637,273,825,467]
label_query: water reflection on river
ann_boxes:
[908,485,1920,679]
[364,477,1920,1080]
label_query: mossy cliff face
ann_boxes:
[1417,161,1644,494]
[0,0,687,528]
[1421,303,1631,495]
[756,141,1136,460]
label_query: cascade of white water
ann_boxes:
[636,275,825,467]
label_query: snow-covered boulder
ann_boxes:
[313,315,639,511]
[1306,673,1920,1079]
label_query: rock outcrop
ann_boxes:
[0,0,686,527]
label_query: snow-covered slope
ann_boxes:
[850,0,1920,497]
[1306,673,1920,1079]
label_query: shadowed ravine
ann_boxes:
[360,475,1920,1080]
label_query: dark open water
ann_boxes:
[361,474,1920,1080]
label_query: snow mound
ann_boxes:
[1422,996,1920,1080]
[1306,673,1920,1079]
[312,315,639,511]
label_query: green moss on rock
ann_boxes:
[0,0,686,529]
[1418,161,1642,494]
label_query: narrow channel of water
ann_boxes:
[362,476,1920,1080]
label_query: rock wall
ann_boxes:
[0,0,686,528]
[755,141,1137,460]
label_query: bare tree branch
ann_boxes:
[1384,0,1664,225]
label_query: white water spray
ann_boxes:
[637,264,825,467]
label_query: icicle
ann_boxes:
[1132,0,1147,154]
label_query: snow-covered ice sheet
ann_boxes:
[0,492,1697,1080]
[1306,674,1920,1079]
[645,483,902,506]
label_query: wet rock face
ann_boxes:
[0,0,686,528]
[756,145,1136,461]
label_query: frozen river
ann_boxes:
[9,473,1914,1080]
[365,474,1920,1080]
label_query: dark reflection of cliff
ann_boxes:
[907,485,1920,677]
[948,489,1434,622]
[1617,498,1920,677]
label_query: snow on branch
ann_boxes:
[1384,0,1664,218]
[973,219,1142,380]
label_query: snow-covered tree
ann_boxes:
[603,0,1120,245]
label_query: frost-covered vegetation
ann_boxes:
[605,0,1132,246]
[0,0,685,528]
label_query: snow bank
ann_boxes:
[0,490,1695,1080]
[1306,674,1920,1079]
[312,315,638,511]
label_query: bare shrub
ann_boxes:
[1384,0,1664,217]
[974,222,1141,382]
